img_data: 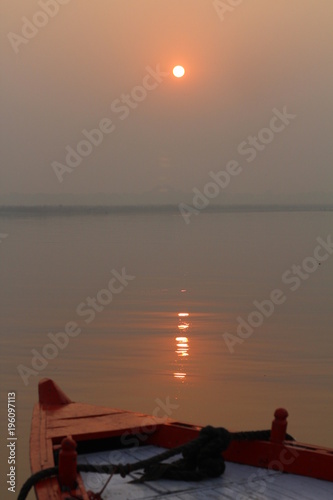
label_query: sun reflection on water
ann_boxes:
[174,312,190,381]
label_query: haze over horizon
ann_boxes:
[1,1,332,202]
[0,189,332,208]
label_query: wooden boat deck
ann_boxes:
[28,380,333,500]
[78,445,333,499]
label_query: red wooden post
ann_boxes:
[270,408,288,443]
[58,436,77,490]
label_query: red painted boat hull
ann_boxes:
[29,379,333,499]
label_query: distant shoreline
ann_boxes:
[0,204,332,216]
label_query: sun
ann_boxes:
[172,65,185,78]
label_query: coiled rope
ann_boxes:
[17,426,294,500]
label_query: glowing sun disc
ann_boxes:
[173,65,185,78]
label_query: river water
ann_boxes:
[0,208,332,496]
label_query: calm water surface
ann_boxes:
[0,210,332,496]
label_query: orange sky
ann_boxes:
[1,0,332,198]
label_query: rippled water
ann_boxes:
[0,209,332,496]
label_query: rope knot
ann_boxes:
[140,426,232,482]
[199,426,231,451]
[18,425,295,498]
[117,463,132,478]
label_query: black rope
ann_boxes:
[17,427,295,498]
[231,430,294,442]
[134,427,294,483]
[135,425,231,482]
[17,467,58,500]
[17,444,196,500]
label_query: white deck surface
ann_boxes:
[78,445,333,499]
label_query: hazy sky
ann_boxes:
[1,0,332,197]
